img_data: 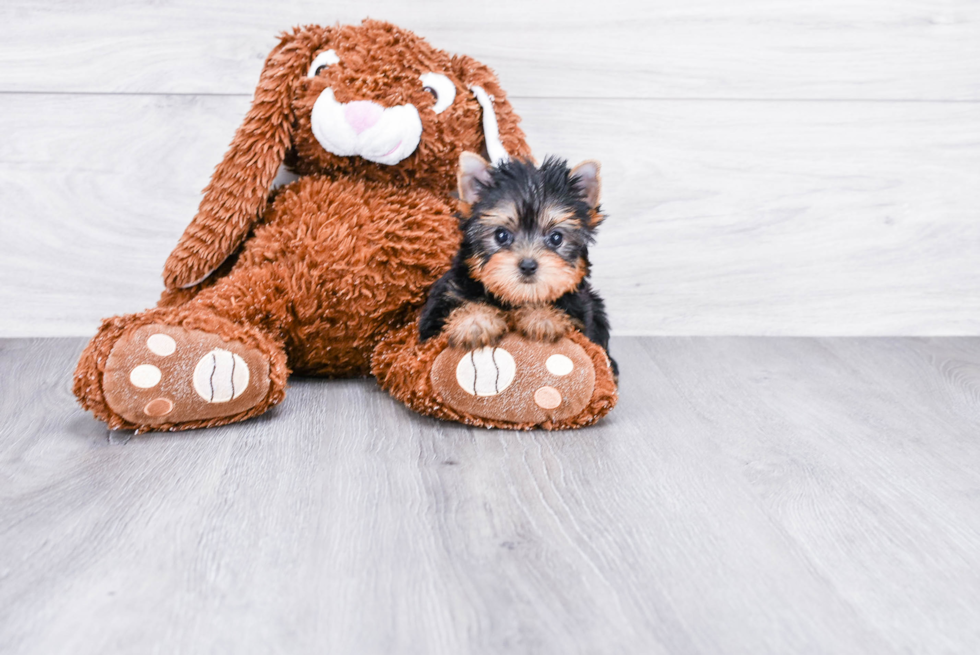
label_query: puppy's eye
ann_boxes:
[419,72,456,114]
[494,228,513,246]
[308,50,339,78]
[547,231,564,248]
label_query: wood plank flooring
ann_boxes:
[2,336,978,654]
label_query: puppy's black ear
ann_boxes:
[458,152,493,204]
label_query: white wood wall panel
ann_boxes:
[1,0,977,336]
[2,94,977,336]
[0,0,978,100]
[526,99,980,335]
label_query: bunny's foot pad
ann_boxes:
[431,334,595,424]
[101,324,271,427]
[372,323,617,430]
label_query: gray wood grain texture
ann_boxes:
[2,336,979,654]
[2,93,978,337]
[1,0,978,100]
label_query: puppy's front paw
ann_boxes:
[445,303,508,350]
[514,306,576,343]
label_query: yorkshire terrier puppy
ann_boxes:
[419,152,616,375]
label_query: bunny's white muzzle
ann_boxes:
[310,88,422,166]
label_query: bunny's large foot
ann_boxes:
[372,322,617,430]
[74,311,288,432]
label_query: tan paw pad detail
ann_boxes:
[143,398,174,417]
[534,386,562,409]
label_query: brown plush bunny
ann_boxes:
[73,19,617,432]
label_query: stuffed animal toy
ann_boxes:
[73,19,617,432]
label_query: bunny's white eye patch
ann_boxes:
[308,50,340,77]
[419,72,456,114]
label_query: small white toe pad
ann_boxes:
[546,354,574,376]
[147,333,177,356]
[130,364,162,388]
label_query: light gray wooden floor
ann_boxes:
[2,336,978,654]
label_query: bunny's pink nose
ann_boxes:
[344,101,383,134]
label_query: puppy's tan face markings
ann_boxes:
[464,199,520,268]
[542,204,582,233]
[471,249,586,305]
[478,201,519,232]
[458,155,604,306]
[479,201,578,237]
[465,196,591,305]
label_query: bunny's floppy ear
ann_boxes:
[469,86,508,166]
[452,55,532,165]
[163,32,307,290]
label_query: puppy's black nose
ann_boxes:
[518,258,538,276]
